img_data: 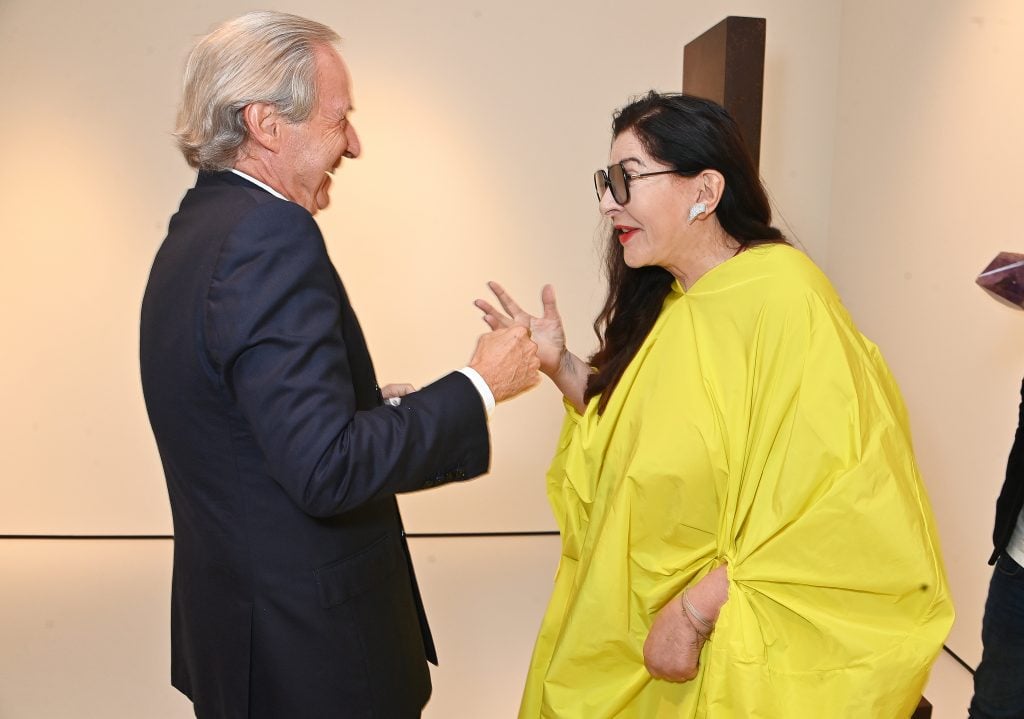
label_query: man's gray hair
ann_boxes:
[174,11,340,170]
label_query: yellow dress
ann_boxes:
[520,244,953,718]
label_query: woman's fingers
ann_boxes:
[540,284,561,321]
[488,280,527,319]
[474,299,510,330]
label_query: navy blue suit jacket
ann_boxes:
[140,171,489,718]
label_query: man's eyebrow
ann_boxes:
[620,156,644,167]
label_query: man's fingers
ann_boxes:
[467,323,543,403]
[380,383,416,399]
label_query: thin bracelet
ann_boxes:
[681,590,715,639]
[683,610,712,641]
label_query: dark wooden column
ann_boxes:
[911,696,932,719]
[682,16,766,169]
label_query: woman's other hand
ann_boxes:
[643,597,704,682]
[475,282,566,378]
[644,564,729,682]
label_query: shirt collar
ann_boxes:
[229,169,289,201]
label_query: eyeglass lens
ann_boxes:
[593,164,629,204]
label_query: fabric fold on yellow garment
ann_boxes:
[520,244,953,719]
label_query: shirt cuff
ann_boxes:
[458,367,495,415]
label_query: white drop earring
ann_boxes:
[688,202,707,224]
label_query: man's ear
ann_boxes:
[240,102,281,152]
[696,169,726,214]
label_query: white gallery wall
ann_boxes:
[0,0,1016,715]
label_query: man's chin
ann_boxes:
[314,185,331,214]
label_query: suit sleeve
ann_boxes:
[204,200,489,517]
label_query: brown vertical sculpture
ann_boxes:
[682,17,766,169]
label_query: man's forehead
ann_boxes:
[314,44,353,112]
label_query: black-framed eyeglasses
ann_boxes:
[593,163,678,204]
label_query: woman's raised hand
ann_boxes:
[475,282,566,378]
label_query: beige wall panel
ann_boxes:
[925,651,975,719]
[0,535,559,718]
[0,539,192,718]
[413,535,561,717]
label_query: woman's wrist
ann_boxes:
[681,590,715,640]
[687,564,729,624]
[548,347,574,380]
[552,350,588,410]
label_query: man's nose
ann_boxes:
[343,122,361,159]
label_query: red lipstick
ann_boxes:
[616,225,638,244]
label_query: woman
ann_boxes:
[477,93,953,718]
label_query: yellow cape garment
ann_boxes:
[520,244,953,719]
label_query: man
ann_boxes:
[140,11,539,718]
[971,254,1024,719]
[966,256,1024,716]
[969,380,1024,719]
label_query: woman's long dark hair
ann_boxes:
[586,92,787,413]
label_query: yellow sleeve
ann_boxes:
[704,289,953,718]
